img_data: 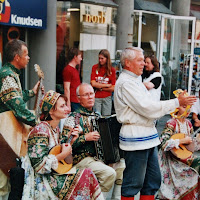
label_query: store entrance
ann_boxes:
[133,11,196,100]
[159,15,196,99]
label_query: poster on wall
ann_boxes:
[0,0,47,29]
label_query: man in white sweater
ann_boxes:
[114,47,197,200]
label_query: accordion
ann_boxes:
[91,114,122,164]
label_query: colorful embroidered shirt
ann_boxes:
[62,106,96,165]
[24,121,102,199]
[0,63,36,126]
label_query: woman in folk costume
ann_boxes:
[21,90,104,200]
[157,104,200,200]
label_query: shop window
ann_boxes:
[56,1,81,93]
[85,5,90,15]
[103,7,107,14]
[56,2,117,91]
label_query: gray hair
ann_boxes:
[5,39,27,62]
[76,83,93,97]
[120,47,143,67]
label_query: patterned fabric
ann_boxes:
[62,106,97,165]
[0,63,36,126]
[39,90,61,120]
[40,90,61,114]
[22,121,103,200]
[157,118,200,199]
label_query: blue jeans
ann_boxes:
[94,96,112,116]
[122,147,161,197]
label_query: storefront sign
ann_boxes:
[0,0,47,29]
[83,11,105,24]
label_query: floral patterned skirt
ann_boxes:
[21,155,104,200]
[157,150,200,200]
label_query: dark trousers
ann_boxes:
[122,147,161,197]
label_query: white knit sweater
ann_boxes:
[114,69,179,151]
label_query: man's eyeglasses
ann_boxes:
[78,92,95,98]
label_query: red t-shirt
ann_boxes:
[90,64,116,98]
[62,65,81,103]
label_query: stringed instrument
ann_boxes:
[49,136,73,174]
[0,111,31,177]
[49,113,81,174]
[34,64,44,121]
[170,89,191,119]
[170,127,200,160]
[0,64,44,177]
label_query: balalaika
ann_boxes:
[90,113,122,164]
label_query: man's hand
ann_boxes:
[32,81,45,95]
[70,126,80,144]
[178,91,197,107]
[85,131,100,141]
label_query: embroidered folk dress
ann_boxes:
[22,121,103,200]
[0,63,36,126]
[0,63,36,196]
[62,106,97,165]
[157,118,200,200]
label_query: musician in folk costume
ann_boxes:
[157,105,200,200]
[114,47,197,200]
[21,90,104,200]
[62,83,119,199]
[0,39,41,199]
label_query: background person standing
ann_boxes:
[91,49,116,116]
[142,55,162,101]
[63,47,82,112]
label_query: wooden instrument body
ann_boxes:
[170,133,193,160]
[49,145,72,174]
[49,114,80,174]
[0,111,31,176]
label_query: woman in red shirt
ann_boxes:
[91,49,116,116]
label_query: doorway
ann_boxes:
[159,15,196,99]
[133,10,196,99]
